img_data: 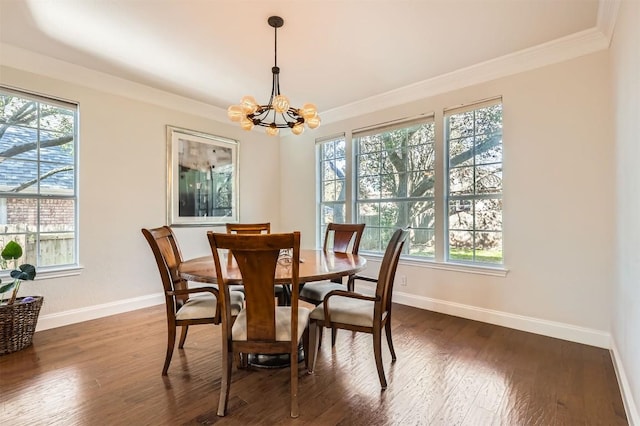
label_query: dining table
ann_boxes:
[179,249,367,285]
[179,248,367,368]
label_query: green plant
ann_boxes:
[0,241,37,305]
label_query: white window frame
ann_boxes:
[0,86,80,277]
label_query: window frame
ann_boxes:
[0,86,80,276]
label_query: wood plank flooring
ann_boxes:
[0,304,628,425]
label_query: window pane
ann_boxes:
[361,227,381,252]
[449,137,474,167]
[448,230,473,261]
[476,104,503,135]
[475,133,502,165]
[475,231,503,263]
[358,175,380,200]
[321,203,345,226]
[408,228,435,257]
[380,173,399,199]
[449,166,474,195]
[358,202,380,226]
[358,152,380,176]
[448,111,474,138]
[448,200,473,230]
[322,161,336,181]
[40,232,75,267]
[409,200,435,230]
[475,199,502,231]
[409,171,435,197]
[0,157,38,194]
[477,164,502,193]
[322,141,334,160]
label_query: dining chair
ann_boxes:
[141,226,244,376]
[208,231,311,418]
[307,227,408,390]
[299,223,365,345]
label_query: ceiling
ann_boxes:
[0,0,603,117]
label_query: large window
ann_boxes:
[316,97,503,267]
[354,119,436,255]
[0,87,78,271]
[445,100,503,264]
[318,135,346,239]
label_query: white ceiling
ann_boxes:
[0,0,604,116]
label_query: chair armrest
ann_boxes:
[168,287,219,297]
[352,275,378,283]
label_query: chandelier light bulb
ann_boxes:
[266,124,279,136]
[273,95,290,113]
[299,103,318,120]
[291,123,305,135]
[306,115,321,129]
[227,105,244,122]
[240,116,254,131]
[240,96,258,114]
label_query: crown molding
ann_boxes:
[321,27,610,125]
[597,0,622,45]
[0,43,229,122]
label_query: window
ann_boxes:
[316,97,503,268]
[317,135,346,238]
[354,119,436,255]
[0,87,78,271]
[445,100,503,264]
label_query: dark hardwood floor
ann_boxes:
[0,304,628,425]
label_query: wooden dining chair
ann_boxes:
[225,222,271,235]
[307,228,408,390]
[141,226,244,376]
[208,231,311,418]
[299,223,365,345]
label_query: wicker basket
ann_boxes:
[0,296,44,355]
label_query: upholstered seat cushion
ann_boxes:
[310,296,386,328]
[175,291,244,320]
[232,306,311,342]
[299,280,345,302]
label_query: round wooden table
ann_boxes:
[179,249,367,368]
[179,249,367,284]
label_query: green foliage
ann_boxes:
[0,241,37,305]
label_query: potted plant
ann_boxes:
[0,240,41,355]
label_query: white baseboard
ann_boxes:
[36,293,164,332]
[355,282,611,348]
[611,340,640,426]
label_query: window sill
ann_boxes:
[361,253,508,277]
[0,265,84,281]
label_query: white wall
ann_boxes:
[0,65,280,323]
[281,50,615,347]
[611,0,640,423]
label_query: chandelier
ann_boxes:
[227,16,320,136]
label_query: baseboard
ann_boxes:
[36,293,164,332]
[611,340,640,426]
[355,282,610,348]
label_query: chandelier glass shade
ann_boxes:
[227,16,320,136]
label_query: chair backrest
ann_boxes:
[208,232,301,342]
[141,226,188,310]
[226,222,271,235]
[323,223,365,254]
[225,223,271,266]
[374,228,409,316]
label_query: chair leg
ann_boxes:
[302,326,310,371]
[308,321,320,373]
[385,318,397,361]
[318,326,324,348]
[217,342,233,417]
[178,325,189,349]
[373,329,388,389]
[290,344,299,418]
[162,325,177,376]
[331,327,338,347]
